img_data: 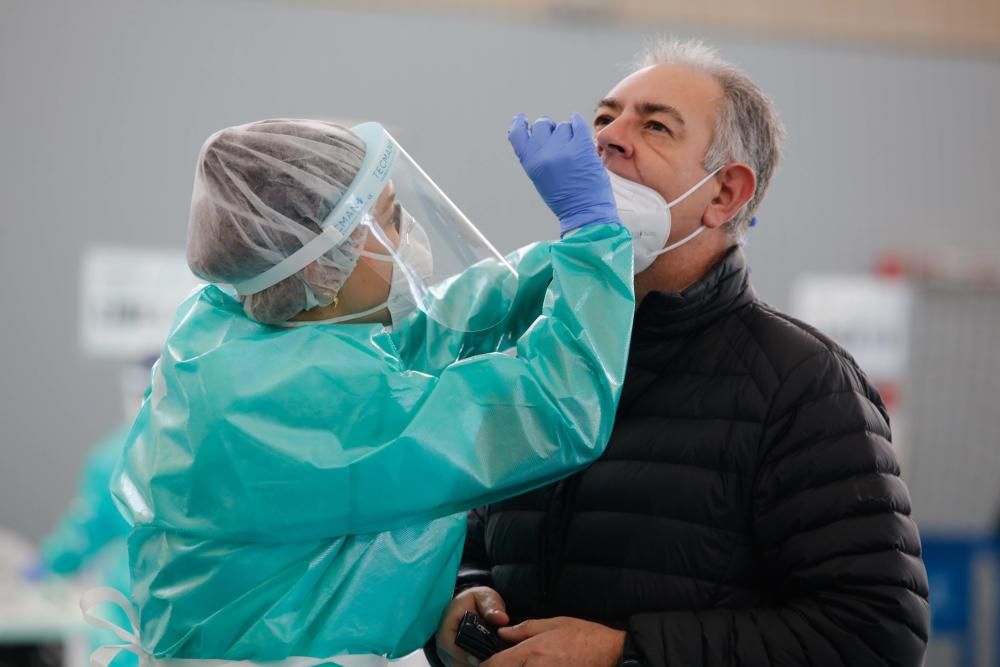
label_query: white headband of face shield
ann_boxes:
[231,123,397,297]
[610,166,723,274]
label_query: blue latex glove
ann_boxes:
[21,560,49,583]
[508,112,620,236]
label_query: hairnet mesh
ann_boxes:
[186,119,369,325]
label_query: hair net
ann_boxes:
[186,119,369,325]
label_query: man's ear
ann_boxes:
[703,163,756,229]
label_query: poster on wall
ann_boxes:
[79,245,202,360]
[790,274,913,466]
[790,274,913,382]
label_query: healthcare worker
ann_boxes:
[39,427,130,581]
[36,426,132,664]
[39,355,159,667]
[102,115,633,666]
[39,355,158,587]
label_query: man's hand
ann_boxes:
[435,587,510,666]
[483,617,626,667]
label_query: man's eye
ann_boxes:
[647,121,671,135]
[593,115,614,128]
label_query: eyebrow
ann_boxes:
[596,97,686,127]
[596,97,622,112]
[639,102,686,127]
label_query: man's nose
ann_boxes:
[596,121,633,159]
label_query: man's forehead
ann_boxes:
[599,64,722,115]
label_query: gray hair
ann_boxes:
[637,39,785,239]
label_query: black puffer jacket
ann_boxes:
[459,247,929,666]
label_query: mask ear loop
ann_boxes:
[358,250,394,262]
[363,216,403,264]
[658,225,706,255]
[279,297,387,327]
[651,166,724,259]
[665,165,724,208]
[363,216,430,308]
[283,220,396,326]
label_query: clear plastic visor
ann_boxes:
[347,123,517,332]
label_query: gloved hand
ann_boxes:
[508,112,620,236]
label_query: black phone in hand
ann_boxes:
[454,611,513,660]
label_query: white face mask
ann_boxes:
[362,211,434,326]
[610,167,722,274]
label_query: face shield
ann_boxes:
[232,122,517,332]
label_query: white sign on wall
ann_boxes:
[79,245,202,359]
[790,274,913,381]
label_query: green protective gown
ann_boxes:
[112,223,634,662]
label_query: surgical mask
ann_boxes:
[286,213,434,328]
[610,167,722,274]
[360,212,434,326]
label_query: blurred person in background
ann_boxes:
[36,427,130,586]
[35,425,133,666]
[37,356,158,585]
[30,356,157,667]
[432,38,930,667]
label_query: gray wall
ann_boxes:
[2,0,999,541]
